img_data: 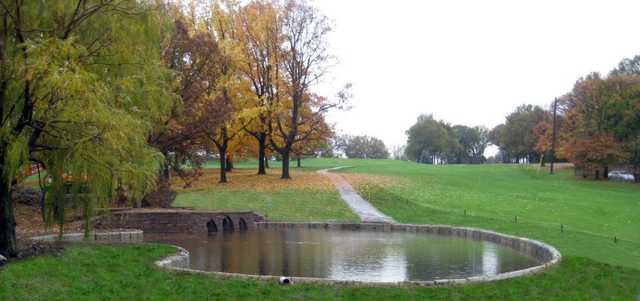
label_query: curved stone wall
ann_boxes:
[156,222,561,286]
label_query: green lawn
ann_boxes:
[172,163,358,222]
[1,244,639,301]
[328,159,640,270]
[174,188,358,222]
[3,158,640,300]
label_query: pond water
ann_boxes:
[146,228,539,282]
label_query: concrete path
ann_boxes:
[318,167,395,224]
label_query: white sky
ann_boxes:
[313,0,640,153]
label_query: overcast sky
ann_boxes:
[313,0,640,153]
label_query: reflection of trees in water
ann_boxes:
[403,235,485,279]
[482,242,499,276]
[278,229,333,277]
[326,231,408,282]
[150,230,535,281]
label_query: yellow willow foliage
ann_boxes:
[0,1,175,238]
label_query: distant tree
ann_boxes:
[491,105,546,164]
[338,135,389,159]
[610,55,640,76]
[405,115,451,164]
[391,145,408,160]
[317,140,336,158]
[450,125,489,164]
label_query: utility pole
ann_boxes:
[550,98,558,174]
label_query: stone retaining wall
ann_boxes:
[156,221,561,286]
[93,209,265,234]
[31,229,143,243]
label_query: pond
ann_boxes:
[146,227,540,282]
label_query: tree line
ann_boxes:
[402,56,640,184]
[404,115,489,164]
[491,56,640,182]
[0,0,345,258]
[334,135,389,159]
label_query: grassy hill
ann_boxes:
[3,158,639,300]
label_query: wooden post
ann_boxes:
[550,98,558,174]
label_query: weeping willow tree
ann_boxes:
[0,0,175,257]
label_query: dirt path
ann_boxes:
[318,167,395,224]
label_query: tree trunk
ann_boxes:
[595,169,600,180]
[633,164,639,183]
[603,165,609,179]
[539,152,545,167]
[264,156,270,169]
[296,155,301,168]
[257,133,267,175]
[161,160,171,182]
[0,172,17,258]
[281,152,291,179]
[218,150,227,183]
[225,155,233,172]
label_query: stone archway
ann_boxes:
[222,216,234,232]
[207,219,218,234]
[238,218,248,231]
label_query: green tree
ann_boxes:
[491,104,546,163]
[339,135,389,159]
[0,0,173,257]
[451,125,489,164]
[405,115,451,164]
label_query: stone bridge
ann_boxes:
[93,209,265,234]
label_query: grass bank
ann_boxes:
[4,158,640,300]
[1,244,639,300]
[328,159,640,270]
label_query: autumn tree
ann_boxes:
[608,57,640,182]
[0,0,173,256]
[268,0,346,179]
[197,1,254,184]
[291,112,333,167]
[147,15,215,195]
[235,1,281,175]
[560,73,638,180]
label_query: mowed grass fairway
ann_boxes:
[334,159,640,270]
[2,159,640,300]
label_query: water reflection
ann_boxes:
[146,228,538,282]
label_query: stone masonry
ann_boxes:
[93,209,265,234]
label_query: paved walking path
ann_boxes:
[318,167,395,224]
